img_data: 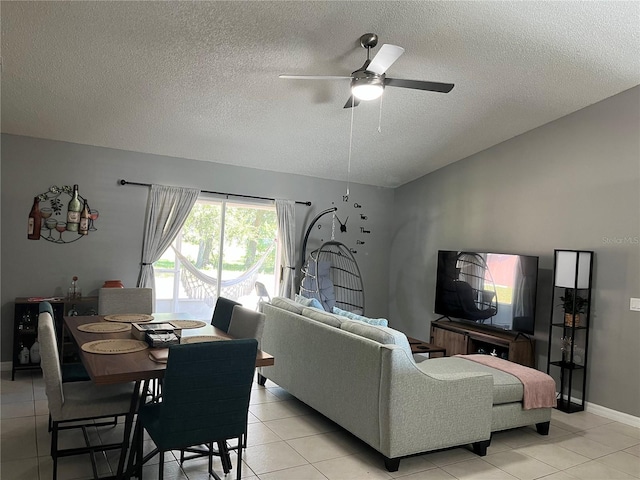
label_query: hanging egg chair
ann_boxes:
[300,240,365,314]
[298,207,365,313]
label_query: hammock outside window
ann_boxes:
[170,241,276,308]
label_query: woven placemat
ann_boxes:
[181,335,226,344]
[81,339,148,354]
[170,320,207,329]
[77,322,131,333]
[103,314,154,323]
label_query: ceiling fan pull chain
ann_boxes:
[378,94,384,133]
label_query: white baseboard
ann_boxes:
[556,392,640,428]
[586,401,640,428]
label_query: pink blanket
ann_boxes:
[456,354,557,410]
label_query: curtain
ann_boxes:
[137,184,200,293]
[275,199,296,298]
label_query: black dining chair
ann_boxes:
[137,339,258,480]
[211,296,241,332]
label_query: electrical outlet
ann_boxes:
[630,298,640,312]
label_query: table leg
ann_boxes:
[123,380,149,479]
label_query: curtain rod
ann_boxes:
[119,179,312,206]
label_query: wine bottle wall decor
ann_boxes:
[28,185,99,243]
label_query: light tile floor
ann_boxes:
[1,370,639,479]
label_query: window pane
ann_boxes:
[153,199,278,315]
[221,203,278,309]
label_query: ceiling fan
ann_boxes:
[280,33,454,108]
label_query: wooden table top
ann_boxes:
[64,315,275,385]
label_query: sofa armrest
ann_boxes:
[379,346,493,459]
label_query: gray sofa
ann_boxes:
[259,298,551,471]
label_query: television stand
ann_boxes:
[430,319,536,367]
[513,331,532,342]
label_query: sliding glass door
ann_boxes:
[154,198,279,316]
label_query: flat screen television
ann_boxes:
[434,250,539,335]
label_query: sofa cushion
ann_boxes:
[301,307,344,328]
[333,306,388,327]
[417,356,524,405]
[271,296,305,315]
[300,261,336,311]
[340,320,413,359]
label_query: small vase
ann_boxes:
[102,280,124,288]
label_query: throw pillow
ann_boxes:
[340,320,413,359]
[295,294,325,311]
[316,261,336,311]
[332,306,388,327]
[301,261,336,311]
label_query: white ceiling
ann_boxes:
[2,1,639,188]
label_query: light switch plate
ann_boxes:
[630,298,640,312]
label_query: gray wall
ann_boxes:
[3,87,639,418]
[389,86,640,417]
[1,134,394,361]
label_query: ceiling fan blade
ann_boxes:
[366,44,405,75]
[279,74,352,80]
[384,77,454,93]
[343,96,361,109]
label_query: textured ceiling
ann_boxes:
[2,1,639,188]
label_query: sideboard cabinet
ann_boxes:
[430,319,536,367]
[12,296,98,380]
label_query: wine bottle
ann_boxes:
[78,200,89,235]
[66,184,82,232]
[28,197,41,240]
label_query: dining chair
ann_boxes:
[227,305,266,348]
[227,305,266,449]
[97,287,153,315]
[38,308,137,480]
[97,288,158,400]
[40,302,119,431]
[137,339,258,480]
[39,301,90,382]
[211,296,241,333]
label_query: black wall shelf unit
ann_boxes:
[546,250,594,413]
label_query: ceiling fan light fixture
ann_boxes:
[351,75,384,101]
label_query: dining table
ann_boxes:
[64,313,274,385]
[62,313,274,479]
